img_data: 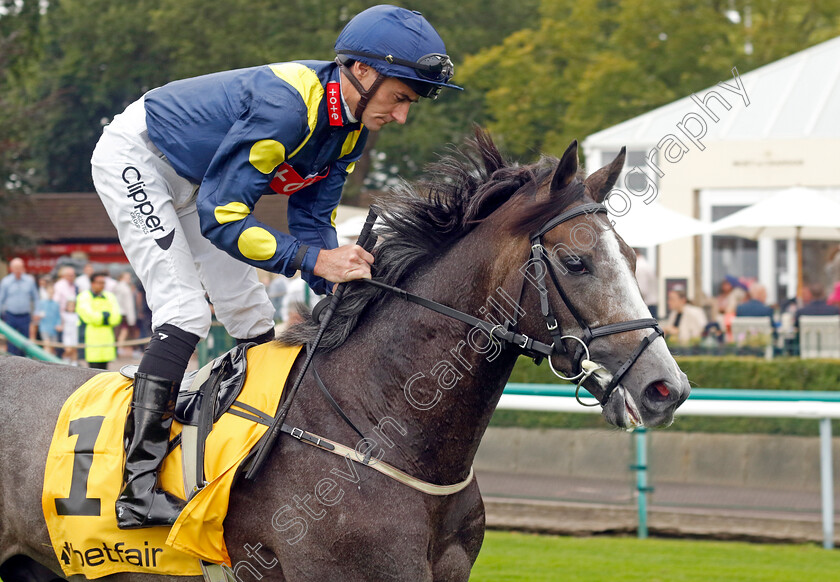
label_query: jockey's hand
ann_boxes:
[313,244,374,283]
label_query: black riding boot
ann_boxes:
[115,372,186,529]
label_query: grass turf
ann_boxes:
[470,531,840,581]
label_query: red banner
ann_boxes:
[17,243,128,274]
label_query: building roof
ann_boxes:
[583,35,840,149]
[14,192,291,242]
[15,193,119,242]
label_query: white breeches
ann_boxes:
[91,97,275,339]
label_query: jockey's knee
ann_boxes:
[151,300,213,339]
[213,296,275,341]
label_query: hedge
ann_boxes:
[489,356,840,435]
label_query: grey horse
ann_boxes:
[0,131,689,581]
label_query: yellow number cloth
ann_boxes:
[42,342,302,578]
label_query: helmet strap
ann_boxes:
[337,59,387,121]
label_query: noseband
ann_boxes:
[363,201,663,407]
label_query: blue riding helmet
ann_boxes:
[334,4,463,99]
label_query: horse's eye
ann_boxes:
[563,258,588,275]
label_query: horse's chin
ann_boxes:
[579,365,645,430]
[581,361,683,429]
[600,384,678,430]
[601,386,644,430]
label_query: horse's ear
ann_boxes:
[585,147,626,203]
[550,140,579,194]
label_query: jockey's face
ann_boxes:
[360,77,419,131]
[345,63,419,131]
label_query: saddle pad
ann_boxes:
[42,342,302,578]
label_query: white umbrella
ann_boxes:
[610,202,709,247]
[708,187,840,293]
[708,187,840,240]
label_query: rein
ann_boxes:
[246,200,663,488]
[245,211,379,480]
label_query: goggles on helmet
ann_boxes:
[336,49,455,98]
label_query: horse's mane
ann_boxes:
[279,128,585,350]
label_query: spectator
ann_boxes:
[53,266,78,310]
[75,264,95,361]
[663,287,708,345]
[736,282,774,320]
[714,279,734,318]
[37,275,52,301]
[134,283,153,340]
[714,276,747,337]
[268,275,288,322]
[281,275,320,327]
[34,279,62,354]
[60,299,79,365]
[75,263,117,294]
[76,271,122,370]
[0,258,39,356]
[634,249,658,318]
[828,282,840,308]
[114,271,138,357]
[826,245,840,288]
[795,283,840,326]
[74,263,94,293]
[53,266,78,360]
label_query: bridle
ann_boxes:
[511,200,664,405]
[364,199,663,407]
[246,198,664,483]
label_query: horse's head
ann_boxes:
[282,129,688,429]
[496,140,690,429]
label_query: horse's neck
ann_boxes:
[326,229,522,485]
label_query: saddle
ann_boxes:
[120,343,249,428]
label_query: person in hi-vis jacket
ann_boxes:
[75,272,122,370]
[90,4,462,529]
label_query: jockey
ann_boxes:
[91,4,461,529]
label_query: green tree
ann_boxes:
[743,0,840,68]
[0,0,46,255]
[148,0,373,78]
[150,0,542,192]
[33,0,173,192]
[11,0,544,196]
[362,0,541,187]
[557,0,738,153]
[460,0,840,161]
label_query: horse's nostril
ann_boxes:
[644,381,671,405]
